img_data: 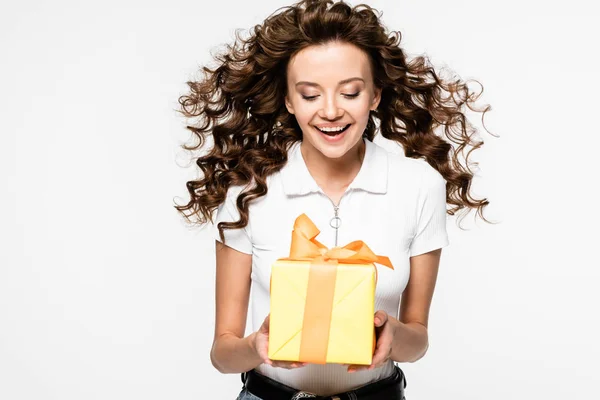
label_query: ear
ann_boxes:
[285,95,295,115]
[371,86,382,111]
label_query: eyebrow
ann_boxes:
[295,77,365,87]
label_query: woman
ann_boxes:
[175,0,493,398]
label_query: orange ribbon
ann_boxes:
[274,213,394,364]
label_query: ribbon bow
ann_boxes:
[281,213,394,278]
[272,213,394,364]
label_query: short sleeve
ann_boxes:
[409,170,450,257]
[213,186,253,255]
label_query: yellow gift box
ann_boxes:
[268,213,394,365]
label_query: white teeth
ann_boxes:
[317,125,348,133]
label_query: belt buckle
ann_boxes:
[291,391,317,400]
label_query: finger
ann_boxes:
[276,362,296,369]
[373,321,394,359]
[374,310,388,327]
[271,360,307,369]
[255,345,266,360]
[371,334,392,367]
[347,364,370,373]
[347,363,371,372]
[257,340,269,360]
[278,362,305,369]
[285,362,307,368]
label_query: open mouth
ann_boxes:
[315,124,351,136]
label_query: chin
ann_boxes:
[315,143,354,159]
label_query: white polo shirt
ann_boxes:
[213,138,449,396]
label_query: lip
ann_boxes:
[314,123,351,129]
[314,123,352,133]
[314,123,352,143]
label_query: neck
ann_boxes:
[300,139,366,191]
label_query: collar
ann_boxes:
[280,138,388,196]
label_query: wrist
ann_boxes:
[388,315,402,339]
[390,320,429,363]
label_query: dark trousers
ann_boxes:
[236,366,407,400]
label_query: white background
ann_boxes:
[1,0,598,399]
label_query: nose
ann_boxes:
[320,95,344,120]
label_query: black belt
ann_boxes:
[241,366,407,400]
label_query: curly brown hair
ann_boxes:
[174,0,497,242]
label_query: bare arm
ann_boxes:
[390,247,442,363]
[209,240,263,374]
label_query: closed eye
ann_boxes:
[301,92,361,102]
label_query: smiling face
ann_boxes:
[284,41,381,160]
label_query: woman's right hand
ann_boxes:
[253,314,308,370]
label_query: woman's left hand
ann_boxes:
[345,310,395,373]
